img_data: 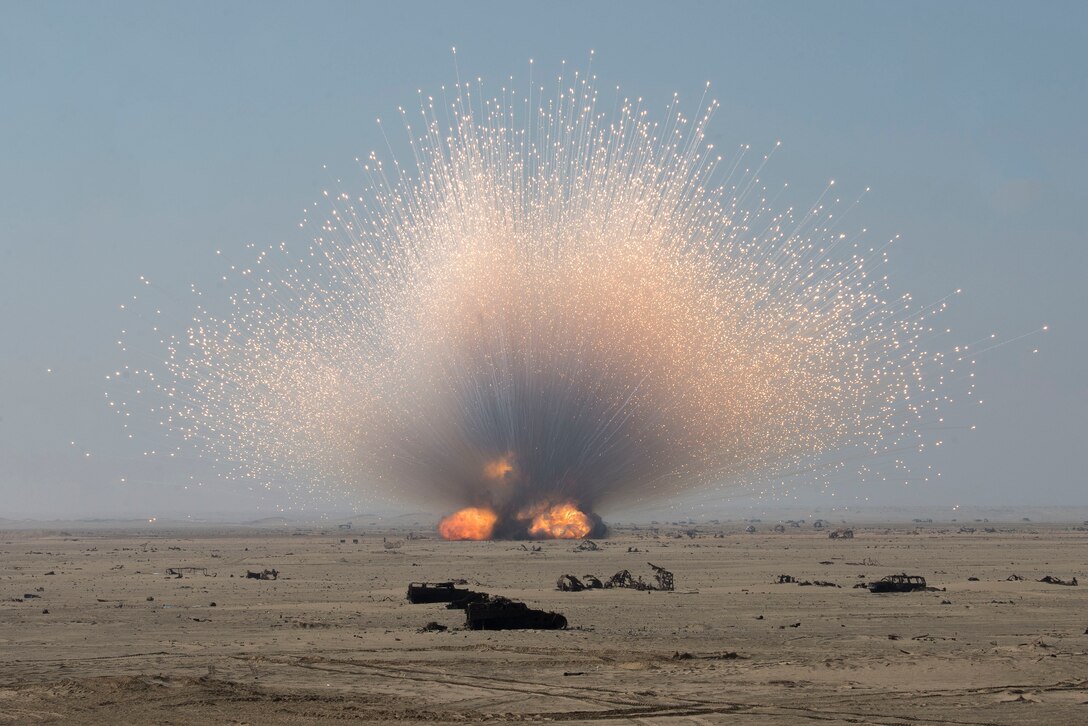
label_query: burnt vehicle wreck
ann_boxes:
[407,581,473,604]
[867,574,927,593]
[465,596,567,630]
[407,581,569,629]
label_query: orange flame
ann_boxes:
[483,454,514,480]
[438,506,498,540]
[522,502,592,539]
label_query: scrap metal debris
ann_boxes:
[167,567,213,578]
[1038,575,1078,586]
[245,569,278,580]
[649,563,674,591]
[776,574,840,587]
[559,563,675,592]
[556,574,586,592]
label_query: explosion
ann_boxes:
[438,501,594,540]
[522,503,593,540]
[437,507,498,541]
[113,59,968,538]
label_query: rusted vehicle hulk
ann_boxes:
[465,597,567,630]
[407,581,472,604]
[867,574,927,593]
[445,590,490,609]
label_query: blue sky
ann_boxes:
[1,1,1084,518]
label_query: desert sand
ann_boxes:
[1,521,1086,724]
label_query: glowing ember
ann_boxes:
[523,502,592,539]
[438,507,498,540]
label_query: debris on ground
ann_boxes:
[828,529,854,539]
[556,574,605,592]
[1038,575,1078,586]
[671,650,739,661]
[561,563,675,592]
[776,574,839,587]
[245,569,278,580]
[418,621,448,633]
[573,540,600,552]
[606,569,643,589]
[167,567,214,578]
[557,574,587,592]
[648,563,674,591]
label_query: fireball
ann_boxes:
[482,455,514,480]
[522,502,592,539]
[438,506,498,540]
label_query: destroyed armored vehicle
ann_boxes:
[407,581,472,604]
[465,597,567,630]
[445,589,489,609]
[867,574,927,593]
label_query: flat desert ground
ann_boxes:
[1,522,1086,724]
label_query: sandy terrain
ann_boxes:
[1,522,1086,724]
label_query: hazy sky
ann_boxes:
[1,1,1084,519]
